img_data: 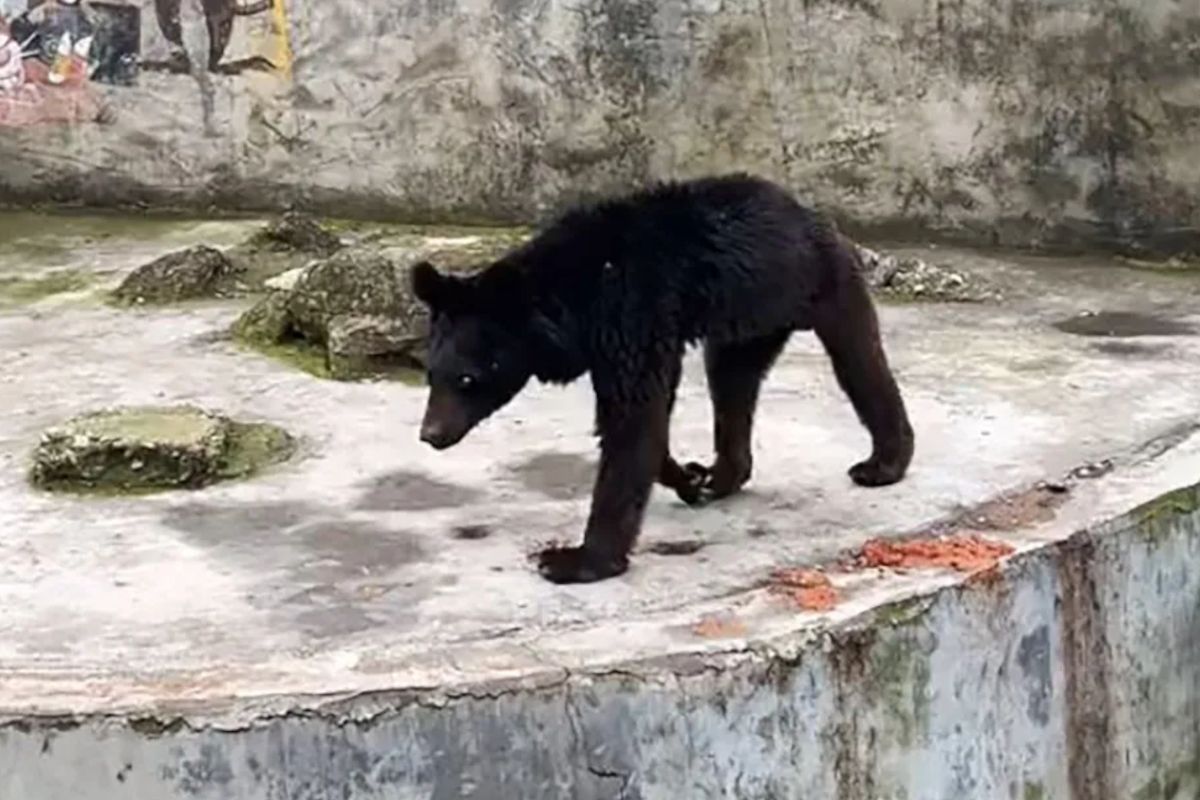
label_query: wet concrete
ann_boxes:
[356,469,482,512]
[1053,310,1196,338]
[508,451,597,501]
[1,224,1200,798]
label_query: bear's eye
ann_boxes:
[458,374,477,390]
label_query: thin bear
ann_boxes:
[411,173,915,584]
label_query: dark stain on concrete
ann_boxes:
[509,452,596,501]
[1058,533,1115,800]
[1092,340,1171,358]
[165,744,234,796]
[284,585,381,637]
[644,538,706,557]
[162,501,323,543]
[827,626,879,800]
[292,521,426,582]
[1016,624,1052,726]
[1053,311,1195,338]
[357,469,482,511]
[163,501,428,583]
[452,524,491,540]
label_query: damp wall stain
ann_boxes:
[5,483,1197,799]
[0,0,1196,254]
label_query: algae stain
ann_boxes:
[872,627,934,749]
[873,596,934,628]
[235,338,426,385]
[218,422,297,480]
[1023,781,1047,800]
[1134,756,1200,800]
[1131,485,1200,544]
[237,338,332,379]
[0,270,94,306]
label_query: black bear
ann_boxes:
[411,174,914,584]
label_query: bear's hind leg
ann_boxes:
[688,330,792,502]
[656,363,708,506]
[813,268,914,486]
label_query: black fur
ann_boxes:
[412,174,914,584]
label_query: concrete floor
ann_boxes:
[0,219,1198,723]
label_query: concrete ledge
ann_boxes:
[2,434,1198,800]
[3,234,1200,799]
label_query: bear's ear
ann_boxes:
[411,260,463,311]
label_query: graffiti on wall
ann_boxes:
[0,0,290,128]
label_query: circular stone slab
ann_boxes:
[30,406,293,493]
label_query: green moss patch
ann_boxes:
[0,270,94,306]
[30,406,295,495]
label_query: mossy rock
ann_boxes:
[854,244,999,303]
[286,249,424,344]
[231,290,291,343]
[231,247,428,381]
[247,211,342,256]
[111,245,242,305]
[30,406,294,494]
[326,314,426,381]
[222,213,345,293]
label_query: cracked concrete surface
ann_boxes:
[1,219,1199,798]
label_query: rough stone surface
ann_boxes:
[247,211,342,256]
[231,247,429,380]
[855,243,1000,302]
[285,249,418,345]
[31,406,230,491]
[230,290,291,344]
[110,246,240,305]
[326,314,426,380]
[221,214,346,294]
[0,1,1197,253]
[29,406,293,493]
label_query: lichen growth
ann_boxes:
[870,629,934,748]
[873,596,934,628]
[1130,484,1200,543]
[1133,756,1200,800]
[1023,781,1047,800]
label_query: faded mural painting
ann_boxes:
[0,0,290,127]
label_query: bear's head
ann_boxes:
[411,260,581,449]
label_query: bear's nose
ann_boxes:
[420,422,451,449]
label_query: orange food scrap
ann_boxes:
[770,568,839,612]
[691,613,748,639]
[858,534,1014,573]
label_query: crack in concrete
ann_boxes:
[754,0,793,169]
[564,679,633,799]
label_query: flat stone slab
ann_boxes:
[1,224,1199,797]
[30,406,293,493]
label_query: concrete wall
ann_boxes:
[3,483,1198,799]
[1,0,1198,252]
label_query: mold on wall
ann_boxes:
[0,0,1197,253]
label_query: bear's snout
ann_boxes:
[419,419,461,450]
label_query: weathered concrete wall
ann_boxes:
[3,483,1198,799]
[0,0,1198,252]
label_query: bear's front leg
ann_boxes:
[537,396,669,584]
